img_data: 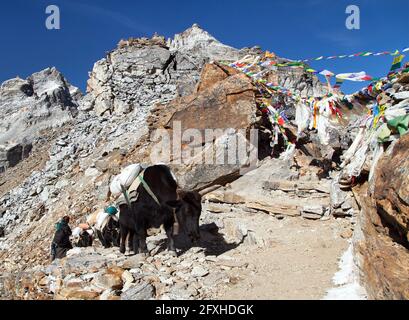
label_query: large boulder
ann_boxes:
[204,157,331,218]
[149,64,254,133]
[146,62,258,190]
[0,142,32,172]
[353,134,409,299]
[374,134,409,240]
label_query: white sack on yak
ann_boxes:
[110,163,142,196]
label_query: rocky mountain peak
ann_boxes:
[168,23,218,50]
[167,24,243,61]
[0,67,81,172]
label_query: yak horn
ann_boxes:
[198,184,222,196]
[176,188,187,199]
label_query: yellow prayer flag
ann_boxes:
[392,54,404,65]
[265,51,275,59]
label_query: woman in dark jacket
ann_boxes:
[51,216,73,260]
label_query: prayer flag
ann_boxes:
[305,68,317,73]
[319,70,334,77]
[333,78,344,89]
[265,51,275,59]
[336,71,372,82]
[390,54,404,71]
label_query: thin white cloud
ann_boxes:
[64,1,155,35]
[304,0,326,6]
[316,31,362,49]
[269,0,326,8]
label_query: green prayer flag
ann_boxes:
[387,114,409,136]
[390,55,404,71]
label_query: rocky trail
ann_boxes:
[1,24,408,300]
[2,203,353,300]
[0,156,360,300]
[211,216,351,300]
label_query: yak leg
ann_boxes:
[97,229,108,248]
[119,225,128,254]
[124,232,132,256]
[128,231,136,255]
[136,228,148,255]
[138,238,148,255]
[112,229,120,247]
[103,228,112,248]
[164,218,176,254]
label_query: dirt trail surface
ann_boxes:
[209,213,350,300]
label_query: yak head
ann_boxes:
[167,190,202,244]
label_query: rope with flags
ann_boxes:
[298,47,409,63]
[225,47,409,89]
[224,48,407,98]
[225,47,409,70]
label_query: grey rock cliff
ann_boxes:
[83,24,324,117]
[0,67,81,171]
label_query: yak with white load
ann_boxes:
[87,207,120,248]
[111,164,203,255]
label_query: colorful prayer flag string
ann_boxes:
[298,47,409,63]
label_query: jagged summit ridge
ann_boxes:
[168,23,227,50]
[167,23,246,61]
[0,67,81,172]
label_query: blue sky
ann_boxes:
[0,0,408,94]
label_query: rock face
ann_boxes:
[204,157,331,218]
[0,67,81,171]
[84,24,325,117]
[84,35,180,116]
[353,134,409,300]
[147,62,258,190]
[0,143,32,173]
[83,25,252,117]
[374,135,409,241]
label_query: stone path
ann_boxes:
[13,204,353,300]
